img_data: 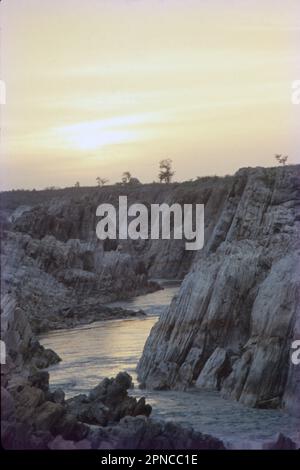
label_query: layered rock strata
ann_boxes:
[138,166,300,416]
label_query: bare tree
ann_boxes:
[122,171,132,184]
[74,181,80,188]
[159,159,174,183]
[275,154,288,166]
[96,177,109,187]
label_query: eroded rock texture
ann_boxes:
[0,230,153,334]
[138,166,300,415]
[9,178,233,279]
[1,371,224,450]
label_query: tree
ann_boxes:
[96,177,109,187]
[158,159,174,183]
[122,171,132,184]
[127,177,141,185]
[275,154,288,166]
[75,181,80,188]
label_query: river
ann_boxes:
[40,280,300,449]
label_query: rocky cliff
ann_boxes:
[1,230,153,334]
[138,165,300,416]
[8,177,233,279]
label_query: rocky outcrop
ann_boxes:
[1,292,61,381]
[138,165,300,415]
[65,372,151,426]
[1,372,224,450]
[88,415,225,450]
[1,230,155,334]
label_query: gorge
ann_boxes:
[1,164,300,449]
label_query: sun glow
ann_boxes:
[56,126,139,151]
[52,113,166,151]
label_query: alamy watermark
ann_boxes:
[291,80,300,104]
[0,79,6,105]
[0,340,6,365]
[291,340,300,366]
[96,196,204,251]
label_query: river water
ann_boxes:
[40,280,300,449]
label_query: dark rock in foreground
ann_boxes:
[1,372,225,450]
[66,372,152,426]
[88,415,225,450]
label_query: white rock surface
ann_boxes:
[138,166,300,415]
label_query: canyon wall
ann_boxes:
[138,165,300,415]
[8,177,233,279]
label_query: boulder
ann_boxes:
[66,372,151,426]
[50,388,65,405]
[33,401,65,432]
[13,385,45,423]
[28,370,49,392]
[53,413,89,441]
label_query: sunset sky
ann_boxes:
[1,0,299,190]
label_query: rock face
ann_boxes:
[1,230,153,334]
[8,178,233,279]
[195,347,230,390]
[138,166,300,415]
[1,292,61,380]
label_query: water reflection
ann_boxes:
[40,316,157,394]
[107,279,181,315]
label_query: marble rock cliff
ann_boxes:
[9,177,233,279]
[137,165,300,415]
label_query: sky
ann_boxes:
[0,0,300,190]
